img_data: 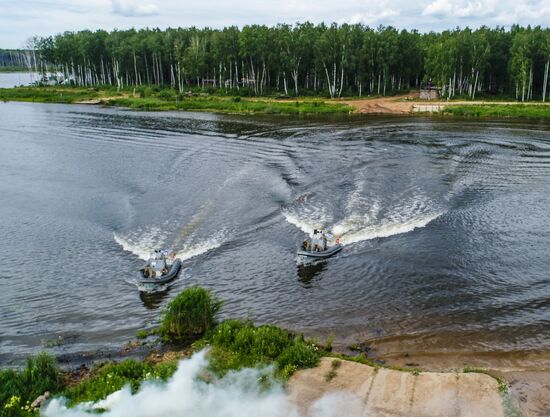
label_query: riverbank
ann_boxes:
[1,286,537,417]
[0,66,28,72]
[0,86,352,115]
[2,86,550,119]
[338,92,550,119]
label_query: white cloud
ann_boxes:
[1,0,549,48]
[112,0,159,17]
[347,9,399,25]
[422,0,495,18]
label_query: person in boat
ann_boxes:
[311,229,327,252]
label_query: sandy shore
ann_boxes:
[335,92,550,115]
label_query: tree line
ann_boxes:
[0,49,33,69]
[33,24,550,101]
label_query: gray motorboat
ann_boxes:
[139,249,182,289]
[297,229,343,260]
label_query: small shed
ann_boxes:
[420,87,441,100]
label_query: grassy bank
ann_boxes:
[0,287,322,416]
[108,96,351,114]
[0,86,103,103]
[0,85,352,115]
[443,104,550,119]
[0,67,29,73]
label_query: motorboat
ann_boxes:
[139,249,182,289]
[297,230,343,260]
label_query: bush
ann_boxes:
[0,352,63,416]
[63,359,178,405]
[159,286,223,343]
[204,320,320,378]
[158,89,176,100]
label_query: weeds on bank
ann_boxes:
[444,104,550,119]
[199,319,321,379]
[62,360,177,406]
[0,86,101,103]
[0,352,63,417]
[159,286,222,344]
[324,359,342,382]
[108,96,351,115]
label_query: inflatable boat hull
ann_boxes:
[297,244,343,259]
[139,258,182,285]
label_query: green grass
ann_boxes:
[0,86,102,103]
[62,359,177,406]
[108,95,352,114]
[463,366,509,393]
[444,104,550,119]
[198,318,321,379]
[159,286,223,344]
[0,66,29,73]
[0,352,63,417]
[0,85,352,114]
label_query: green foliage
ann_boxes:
[31,24,550,100]
[107,95,351,114]
[444,104,550,119]
[63,359,177,406]
[0,86,100,103]
[158,89,176,101]
[159,286,223,343]
[135,330,148,339]
[0,352,62,417]
[324,359,341,382]
[0,66,28,72]
[204,319,320,379]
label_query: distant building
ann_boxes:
[420,87,441,100]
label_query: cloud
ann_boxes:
[422,0,494,18]
[347,9,399,24]
[42,350,363,417]
[112,0,159,16]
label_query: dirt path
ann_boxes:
[337,92,420,114]
[335,92,550,115]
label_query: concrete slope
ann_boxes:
[288,358,505,417]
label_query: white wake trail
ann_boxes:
[114,230,224,262]
[337,212,442,245]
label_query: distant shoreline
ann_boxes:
[1,86,550,119]
[0,67,30,73]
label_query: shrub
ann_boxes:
[276,338,319,370]
[204,320,320,379]
[159,286,223,343]
[0,352,63,416]
[158,89,176,100]
[21,353,63,400]
[63,359,178,405]
[139,86,153,98]
[136,330,148,339]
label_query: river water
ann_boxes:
[0,72,38,88]
[1,100,549,367]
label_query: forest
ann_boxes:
[31,24,550,101]
[0,49,31,70]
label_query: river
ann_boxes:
[0,71,39,88]
[1,99,549,367]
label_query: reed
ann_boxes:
[159,286,223,343]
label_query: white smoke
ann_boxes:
[42,350,361,417]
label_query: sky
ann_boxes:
[0,0,549,48]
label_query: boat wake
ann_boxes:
[114,229,225,262]
[283,190,443,246]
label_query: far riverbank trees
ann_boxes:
[32,24,550,100]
